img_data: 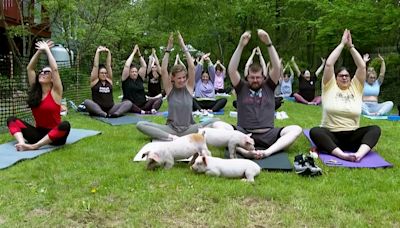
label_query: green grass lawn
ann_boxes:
[0,96,399,227]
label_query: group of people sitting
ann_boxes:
[6,29,395,164]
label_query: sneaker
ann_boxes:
[294,154,311,176]
[304,155,322,176]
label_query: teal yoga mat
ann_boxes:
[0,129,101,169]
[92,115,149,125]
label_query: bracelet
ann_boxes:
[183,48,189,53]
[165,49,171,53]
[349,44,355,49]
[266,43,273,47]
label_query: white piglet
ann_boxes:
[198,128,255,158]
[190,154,261,182]
[138,132,211,170]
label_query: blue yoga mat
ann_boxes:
[362,115,388,120]
[0,129,101,169]
[92,115,149,125]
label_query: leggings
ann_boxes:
[362,101,393,116]
[293,93,321,105]
[136,118,217,141]
[192,98,227,112]
[7,117,71,145]
[215,87,232,94]
[309,125,381,153]
[130,98,163,113]
[84,99,132,117]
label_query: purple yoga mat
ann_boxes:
[303,129,392,168]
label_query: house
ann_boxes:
[1,0,51,56]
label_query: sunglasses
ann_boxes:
[39,70,51,75]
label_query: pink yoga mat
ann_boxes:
[303,129,392,168]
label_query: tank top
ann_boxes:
[280,78,293,97]
[122,77,146,106]
[298,75,317,101]
[363,80,380,97]
[167,87,195,133]
[91,80,114,111]
[32,92,61,129]
[147,72,162,97]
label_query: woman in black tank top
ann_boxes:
[84,46,132,117]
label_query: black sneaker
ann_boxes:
[304,155,322,176]
[294,154,311,176]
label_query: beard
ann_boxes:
[249,82,262,91]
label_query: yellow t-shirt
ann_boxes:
[321,75,364,132]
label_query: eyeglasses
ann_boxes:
[39,70,51,75]
[337,74,350,78]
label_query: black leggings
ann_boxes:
[192,98,227,112]
[130,98,163,113]
[309,125,381,153]
[7,117,71,145]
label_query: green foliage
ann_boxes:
[30,0,400,104]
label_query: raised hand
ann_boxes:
[166,32,174,50]
[96,46,107,53]
[346,30,353,48]
[320,57,326,63]
[341,29,349,45]
[35,40,50,51]
[363,53,370,63]
[152,48,156,55]
[239,31,251,47]
[378,54,384,62]
[133,44,138,53]
[257,29,271,45]
[46,40,55,49]
[177,31,186,49]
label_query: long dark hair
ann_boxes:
[27,73,42,108]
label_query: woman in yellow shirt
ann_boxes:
[309,29,381,162]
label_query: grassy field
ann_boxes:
[0,96,399,227]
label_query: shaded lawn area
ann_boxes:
[0,96,399,227]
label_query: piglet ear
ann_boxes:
[247,133,252,137]
[202,156,208,166]
[189,153,199,165]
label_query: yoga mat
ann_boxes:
[0,129,101,169]
[92,115,149,125]
[224,148,292,171]
[136,112,165,116]
[388,115,400,121]
[362,115,388,120]
[303,129,392,168]
[162,110,224,118]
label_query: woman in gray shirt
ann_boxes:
[136,32,215,140]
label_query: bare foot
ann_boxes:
[337,152,357,162]
[249,150,271,160]
[151,109,157,114]
[15,143,37,151]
